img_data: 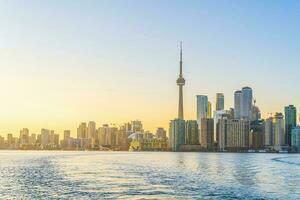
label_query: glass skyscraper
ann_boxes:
[185,120,199,145]
[216,93,224,111]
[292,126,300,152]
[285,105,297,146]
[234,87,253,120]
[234,90,242,119]
[241,87,253,120]
[169,119,185,151]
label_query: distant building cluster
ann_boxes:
[170,45,300,153]
[0,120,168,151]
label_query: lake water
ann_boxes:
[0,151,299,199]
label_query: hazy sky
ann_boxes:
[1,0,300,136]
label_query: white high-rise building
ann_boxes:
[264,117,273,146]
[273,113,285,151]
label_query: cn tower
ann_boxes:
[177,42,185,119]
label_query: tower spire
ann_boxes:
[180,41,183,77]
[177,42,185,120]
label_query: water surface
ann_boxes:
[0,151,299,199]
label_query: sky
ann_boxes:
[1,0,300,137]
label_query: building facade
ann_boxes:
[216,93,224,111]
[284,105,297,146]
[200,118,214,149]
[169,119,185,151]
[234,90,242,119]
[185,120,199,145]
[291,127,300,152]
[273,113,285,151]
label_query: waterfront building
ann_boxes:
[227,119,250,150]
[264,117,274,147]
[116,128,129,151]
[291,126,300,152]
[218,118,250,151]
[169,119,185,151]
[185,120,199,145]
[98,124,118,149]
[234,90,242,119]
[214,110,233,143]
[217,117,228,151]
[156,128,167,139]
[273,113,285,151]
[177,42,185,120]
[141,138,168,151]
[285,105,297,146]
[216,93,224,111]
[249,120,265,149]
[200,118,214,149]
[196,95,208,138]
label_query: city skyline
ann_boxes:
[1,1,300,136]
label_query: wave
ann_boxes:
[272,156,300,166]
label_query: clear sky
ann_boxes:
[1,0,300,137]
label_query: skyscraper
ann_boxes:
[249,120,265,149]
[197,95,208,140]
[264,117,274,147]
[241,87,253,119]
[207,101,212,118]
[77,122,87,139]
[234,90,242,119]
[196,95,208,122]
[87,121,96,139]
[185,120,199,145]
[284,105,297,146]
[273,113,285,151]
[169,119,185,151]
[177,42,185,120]
[291,126,300,152]
[216,93,224,111]
[64,130,71,141]
[200,118,214,149]
[217,117,250,151]
[19,128,29,145]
